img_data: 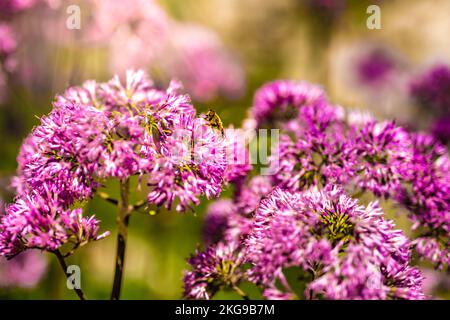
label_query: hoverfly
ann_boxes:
[203,109,224,137]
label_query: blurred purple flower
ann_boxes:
[395,133,450,269]
[15,70,227,212]
[0,24,17,56]
[0,0,35,14]
[0,197,47,289]
[85,0,244,102]
[0,23,17,103]
[183,241,245,300]
[2,69,231,262]
[203,200,234,245]
[421,269,450,297]
[306,0,346,16]
[410,64,450,115]
[356,49,396,87]
[250,79,448,270]
[352,120,413,197]
[430,116,450,145]
[0,193,108,258]
[235,176,273,216]
[165,24,245,102]
[250,80,326,129]
[222,126,252,183]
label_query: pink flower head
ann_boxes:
[183,241,245,300]
[0,192,108,258]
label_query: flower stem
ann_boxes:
[97,191,119,205]
[53,249,87,300]
[111,178,131,300]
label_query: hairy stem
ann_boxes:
[111,178,131,300]
[53,249,87,300]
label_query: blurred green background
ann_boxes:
[1,0,449,299]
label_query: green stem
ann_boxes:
[97,191,119,205]
[53,249,87,300]
[110,178,131,300]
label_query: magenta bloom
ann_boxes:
[249,79,448,271]
[0,0,35,14]
[305,0,346,17]
[267,101,355,192]
[222,126,252,183]
[166,24,245,102]
[225,176,274,243]
[395,133,450,269]
[430,116,450,145]
[85,0,244,102]
[257,85,414,198]
[410,64,450,115]
[0,23,17,102]
[203,200,234,245]
[0,193,108,258]
[3,70,230,261]
[235,176,273,216]
[183,78,449,300]
[250,80,326,129]
[147,116,227,211]
[12,103,107,206]
[184,185,425,300]
[356,49,396,87]
[246,186,424,300]
[352,120,413,197]
[0,23,17,56]
[410,65,450,145]
[13,70,227,213]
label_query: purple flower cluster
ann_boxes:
[250,80,326,130]
[0,0,48,102]
[257,81,448,267]
[165,24,245,102]
[0,23,17,102]
[0,0,35,15]
[85,0,244,102]
[305,0,346,18]
[410,64,450,144]
[203,200,234,246]
[246,186,423,300]
[356,49,396,87]
[431,116,450,145]
[183,242,245,300]
[2,69,241,259]
[410,64,450,115]
[0,194,107,257]
[0,251,47,288]
[0,199,47,288]
[0,23,16,60]
[259,81,412,198]
[202,176,271,246]
[395,133,450,269]
[352,120,413,197]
